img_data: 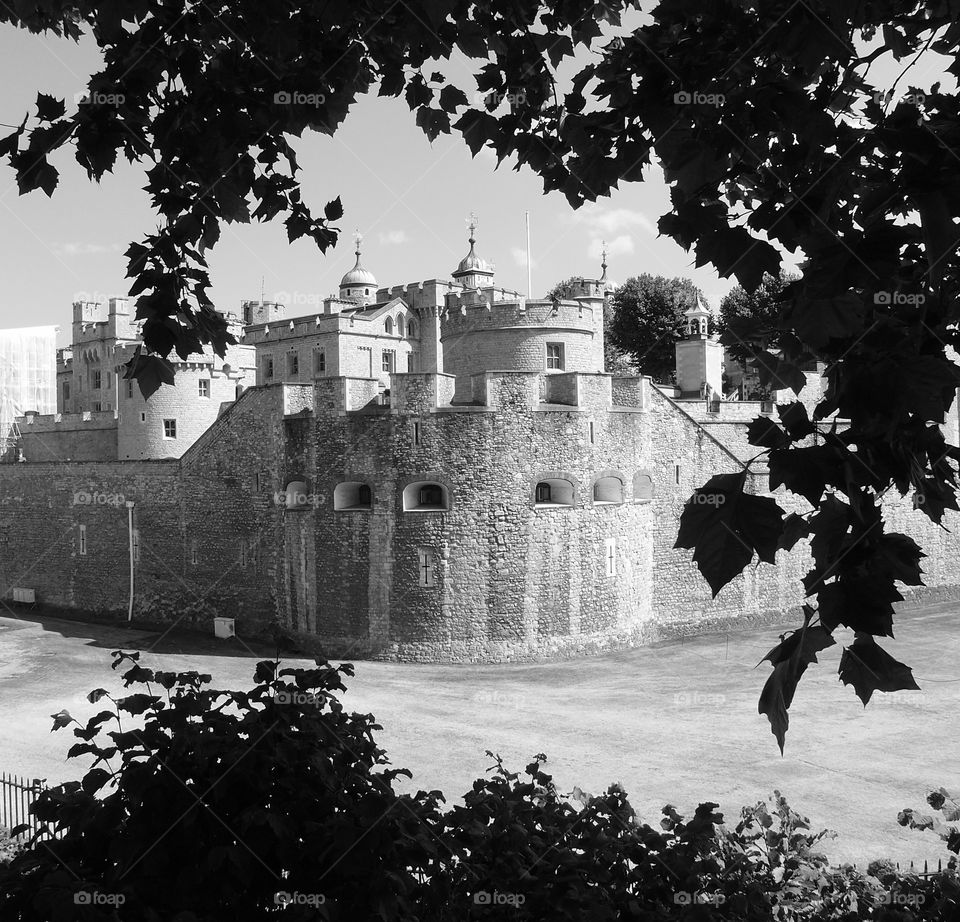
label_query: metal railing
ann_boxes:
[0,772,46,838]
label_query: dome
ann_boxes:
[340,252,377,289]
[455,243,490,275]
[452,216,494,284]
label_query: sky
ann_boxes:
[0,23,740,348]
[0,20,949,349]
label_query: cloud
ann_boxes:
[377,230,410,246]
[511,247,537,268]
[588,235,634,260]
[572,206,656,237]
[52,242,124,256]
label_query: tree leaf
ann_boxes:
[838,635,920,705]
[675,472,785,595]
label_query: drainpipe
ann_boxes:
[125,501,135,622]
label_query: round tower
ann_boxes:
[339,231,378,305]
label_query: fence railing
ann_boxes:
[0,772,46,838]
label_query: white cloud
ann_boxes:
[377,230,410,246]
[572,206,656,237]
[53,242,124,256]
[588,235,633,260]
[511,247,537,268]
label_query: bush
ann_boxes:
[0,653,958,921]
[0,828,23,866]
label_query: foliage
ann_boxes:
[134,587,234,628]
[0,828,23,866]
[717,272,801,369]
[901,789,960,854]
[2,656,960,920]
[546,275,635,375]
[606,274,704,383]
[5,1,960,746]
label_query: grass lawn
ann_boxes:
[0,601,956,867]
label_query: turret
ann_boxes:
[451,215,495,290]
[339,231,378,306]
[675,295,723,397]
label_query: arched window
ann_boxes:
[408,319,417,339]
[284,480,309,510]
[534,478,575,507]
[634,472,654,503]
[397,315,405,336]
[403,481,449,512]
[593,476,624,505]
[334,481,373,511]
[385,317,393,334]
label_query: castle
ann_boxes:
[1,226,959,661]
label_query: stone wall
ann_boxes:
[17,412,118,461]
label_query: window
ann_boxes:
[78,524,87,556]
[605,538,617,576]
[674,461,681,485]
[190,540,198,566]
[397,316,405,336]
[634,472,654,503]
[140,412,146,422]
[334,482,373,511]
[382,350,395,373]
[198,379,210,398]
[93,369,102,389]
[94,402,102,413]
[418,548,436,587]
[63,382,70,402]
[314,349,326,375]
[534,478,575,507]
[412,421,421,445]
[385,317,393,335]
[546,343,564,370]
[126,380,133,399]
[593,476,624,504]
[263,356,274,380]
[403,481,449,511]
[105,373,112,390]
[589,420,595,444]
[408,319,417,338]
[163,419,177,439]
[287,352,299,376]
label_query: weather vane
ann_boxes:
[353,228,363,253]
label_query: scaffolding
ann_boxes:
[0,326,57,456]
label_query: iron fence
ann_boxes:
[0,772,46,838]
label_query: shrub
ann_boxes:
[1,654,958,920]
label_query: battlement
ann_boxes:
[441,297,598,334]
[309,371,649,415]
[18,409,118,432]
